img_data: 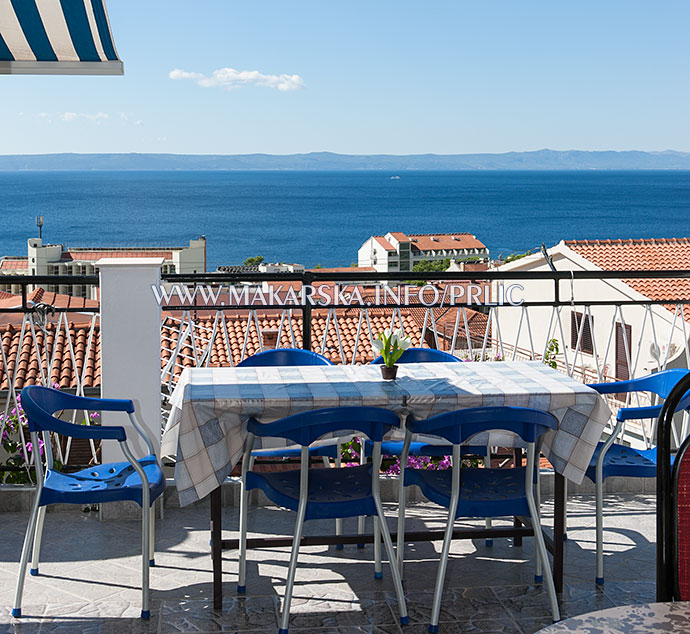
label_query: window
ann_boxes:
[571,311,594,354]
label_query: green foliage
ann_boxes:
[313,264,323,269]
[243,256,264,266]
[502,250,533,264]
[411,258,451,273]
[544,338,559,369]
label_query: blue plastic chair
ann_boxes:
[237,348,334,368]
[369,348,493,543]
[12,386,165,620]
[237,406,409,634]
[587,368,690,585]
[398,406,560,630]
[370,347,460,365]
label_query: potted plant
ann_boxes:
[373,328,412,379]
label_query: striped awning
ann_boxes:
[0,0,122,75]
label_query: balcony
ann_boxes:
[0,265,686,631]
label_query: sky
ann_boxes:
[1,0,689,155]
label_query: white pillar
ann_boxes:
[98,258,163,462]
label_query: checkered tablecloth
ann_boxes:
[161,361,611,506]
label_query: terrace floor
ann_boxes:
[0,494,656,634]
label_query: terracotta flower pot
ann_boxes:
[381,364,398,380]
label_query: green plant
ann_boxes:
[503,250,533,264]
[243,256,264,266]
[372,329,412,367]
[544,338,559,369]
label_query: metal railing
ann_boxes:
[2,267,690,483]
[0,275,100,484]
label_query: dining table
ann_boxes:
[161,360,612,608]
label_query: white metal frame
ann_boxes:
[397,430,560,629]
[238,430,408,634]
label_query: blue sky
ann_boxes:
[2,0,689,155]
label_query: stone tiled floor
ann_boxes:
[0,494,656,633]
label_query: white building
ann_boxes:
[0,236,207,299]
[493,238,690,384]
[358,232,489,273]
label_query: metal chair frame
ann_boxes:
[12,386,163,620]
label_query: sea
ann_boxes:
[1,170,689,270]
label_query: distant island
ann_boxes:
[1,149,689,171]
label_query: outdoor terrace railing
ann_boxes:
[159,267,690,453]
[0,275,100,485]
[2,267,690,484]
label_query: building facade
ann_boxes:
[0,236,207,298]
[358,232,489,273]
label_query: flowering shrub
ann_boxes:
[0,389,98,484]
[339,436,474,474]
[0,395,45,484]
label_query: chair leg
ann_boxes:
[149,506,156,567]
[396,476,407,578]
[373,496,408,625]
[373,515,382,579]
[238,474,250,593]
[334,444,344,550]
[527,485,559,622]
[141,503,151,620]
[13,498,42,618]
[429,495,460,633]
[30,506,46,576]
[595,470,605,584]
[563,479,568,541]
[357,515,366,548]
[534,466,543,582]
[278,501,307,634]
[483,455,493,547]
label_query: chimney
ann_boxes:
[262,328,279,350]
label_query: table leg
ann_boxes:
[553,473,565,593]
[211,486,222,609]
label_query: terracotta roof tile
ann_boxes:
[0,258,28,270]
[62,250,174,261]
[565,238,690,319]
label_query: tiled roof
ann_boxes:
[0,321,100,391]
[0,306,484,391]
[62,250,175,261]
[0,289,98,314]
[0,258,28,271]
[565,239,690,317]
[408,233,487,251]
[372,233,488,253]
[162,311,424,384]
[374,236,396,251]
[308,267,377,273]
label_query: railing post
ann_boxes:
[302,271,313,351]
[98,258,164,462]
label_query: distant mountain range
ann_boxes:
[1,149,689,171]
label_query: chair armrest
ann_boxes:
[618,404,662,421]
[53,421,127,441]
[51,391,135,414]
[588,379,643,395]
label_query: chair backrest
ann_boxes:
[247,406,399,447]
[371,347,460,365]
[20,385,129,441]
[407,406,558,446]
[589,368,690,400]
[238,348,333,367]
[657,372,690,601]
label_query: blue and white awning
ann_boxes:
[0,0,122,75]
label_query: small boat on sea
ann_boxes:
[390,175,400,180]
